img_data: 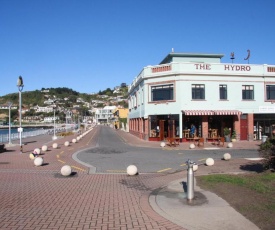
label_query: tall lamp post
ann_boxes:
[17,76,24,154]
[52,101,57,140]
[7,102,13,145]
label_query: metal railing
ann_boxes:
[0,127,75,144]
[0,129,47,143]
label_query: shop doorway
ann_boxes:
[240,115,248,140]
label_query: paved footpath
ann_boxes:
[0,126,262,230]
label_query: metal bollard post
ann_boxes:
[186,159,194,201]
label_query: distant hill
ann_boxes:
[0,86,128,108]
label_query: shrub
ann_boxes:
[259,138,275,171]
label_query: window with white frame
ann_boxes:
[133,93,137,107]
[192,84,205,99]
[151,84,174,101]
[141,89,144,104]
[266,85,275,100]
[219,84,227,100]
[242,85,254,100]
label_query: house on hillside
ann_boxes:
[95,106,116,124]
[113,108,129,130]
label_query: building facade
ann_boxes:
[95,106,117,124]
[128,52,275,142]
[112,108,129,129]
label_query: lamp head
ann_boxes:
[17,76,24,87]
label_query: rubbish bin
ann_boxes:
[262,135,267,143]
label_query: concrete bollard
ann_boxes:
[41,145,48,152]
[206,158,215,166]
[227,142,233,148]
[61,165,72,176]
[34,148,41,155]
[34,157,43,166]
[223,153,231,160]
[127,165,138,176]
[29,153,35,160]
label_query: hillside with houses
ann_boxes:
[0,83,128,127]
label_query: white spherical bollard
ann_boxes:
[52,143,58,149]
[189,143,195,149]
[64,141,70,147]
[160,142,166,147]
[61,165,72,176]
[72,138,77,143]
[223,153,232,161]
[206,158,215,166]
[41,145,48,152]
[29,153,35,160]
[34,157,43,166]
[127,165,138,176]
[227,142,233,148]
[34,148,41,155]
[193,164,198,172]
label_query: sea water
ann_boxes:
[0,127,47,143]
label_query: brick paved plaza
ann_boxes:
[0,126,262,230]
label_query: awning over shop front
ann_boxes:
[182,110,242,116]
[213,110,242,115]
[182,110,215,115]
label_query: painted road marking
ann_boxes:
[60,151,64,154]
[58,160,66,164]
[56,155,60,158]
[157,168,172,173]
[71,166,86,172]
[87,131,96,145]
[198,158,207,162]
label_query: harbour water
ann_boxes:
[0,127,47,143]
[0,125,75,143]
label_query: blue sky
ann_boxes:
[0,0,274,96]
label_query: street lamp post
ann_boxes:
[17,76,24,154]
[7,102,13,145]
[52,102,57,140]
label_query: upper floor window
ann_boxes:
[242,85,254,100]
[219,84,227,100]
[266,85,275,100]
[192,84,205,99]
[141,89,144,104]
[151,84,174,101]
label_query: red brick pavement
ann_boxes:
[0,127,186,230]
[0,126,262,230]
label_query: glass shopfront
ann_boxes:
[149,114,179,140]
[254,114,275,140]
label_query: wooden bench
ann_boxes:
[0,144,6,153]
[166,137,179,147]
[206,137,225,146]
